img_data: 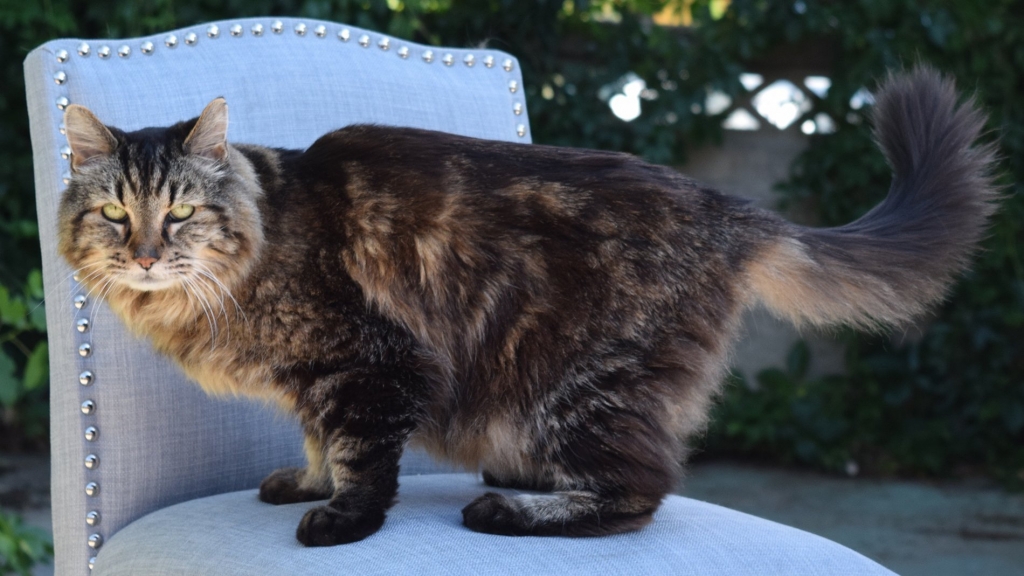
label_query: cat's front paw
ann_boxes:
[259,467,328,505]
[296,504,385,546]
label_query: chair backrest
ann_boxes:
[24,17,529,576]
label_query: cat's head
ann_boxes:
[58,99,264,295]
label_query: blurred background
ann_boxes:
[1,1,1022,574]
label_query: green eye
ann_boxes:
[101,203,127,222]
[169,204,195,221]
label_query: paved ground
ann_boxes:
[3,453,1023,575]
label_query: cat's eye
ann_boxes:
[101,203,128,222]
[168,204,195,221]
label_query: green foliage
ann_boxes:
[0,510,53,576]
[0,0,1021,483]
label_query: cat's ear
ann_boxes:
[63,105,118,171]
[184,98,229,162]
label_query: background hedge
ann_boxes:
[1,0,1021,486]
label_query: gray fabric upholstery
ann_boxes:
[92,473,896,576]
[24,17,527,575]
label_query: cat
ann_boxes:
[57,66,997,546]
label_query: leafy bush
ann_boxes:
[0,1,1021,484]
[0,510,53,576]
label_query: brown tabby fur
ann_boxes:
[57,67,998,545]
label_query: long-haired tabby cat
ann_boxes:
[58,66,997,546]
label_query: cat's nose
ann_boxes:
[135,256,158,270]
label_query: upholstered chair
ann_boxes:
[25,17,895,576]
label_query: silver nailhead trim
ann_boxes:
[77,42,90,56]
[230,24,243,37]
[62,172,72,184]
[294,23,307,36]
[207,24,220,38]
[79,370,93,385]
[73,271,81,282]
[81,400,95,415]
[184,32,198,46]
[97,46,111,59]
[78,343,91,357]
[53,71,67,84]
[88,533,103,549]
[88,557,96,571]
[117,45,130,58]
[358,34,370,47]
[60,145,72,160]
[398,46,409,59]
[86,511,100,526]
[85,482,99,497]
[59,122,66,135]
[56,49,69,62]
[165,34,178,48]
[85,454,99,470]
[483,55,494,68]
[84,426,98,441]
[141,41,154,54]
[338,29,350,42]
[314,25,327,38]
[378,37,390,50]
[251,23,264,36]
[271,20,284,34]
[422,50,434,63]
[77,318,90,333]
[517,124,526,137]
[442,53,454,66]
[513,102,523,115]
[463,54,475,67]
[56,97,69,111]
[74,294,87,309]
[508,80,518,93]
[503,58,514,71]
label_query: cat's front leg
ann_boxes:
[294,368,424,546]
[259,437,333,505]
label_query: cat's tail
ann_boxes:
[745,66,1000,329]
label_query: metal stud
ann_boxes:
[84,454,99,470]
[421,50,434,63]
[251,23,264,36]
[79,343,92,358]
[86,511,101,526]
[502,58,514,72]
[88,533,103,549]
[463,54,475,67]
[59,123,66,135]
[140,41,154,55]
[56,97,69,111]
[294,23,307,36]
[77,43,91,57]
[97,46,111,59]
[483,55,495,68]
[358,35,370,47]
[81,400,95,414]
[508,80,518,93]
[184,33,198,46]
[397,46,409,59]
[516,124,527,137]
[88,557,96,571]
[77,318,90,333]
[338,29,350,42]
[60,146,72,160]
[53,71,67,85]
[73,271,81,282]
[229,24,243,37]
[117,45,131,58]
[206,24,220,38]
[84,426,98,441]
[62,172,72,185]
[79,370,93,385]
[271,20,284,34]
[165,34,178,48]
[378,37,390,50]
[513,102,523,115]
[84,482,99,497]
[441,53,454,66]
[314,25,327,38]
[74,294,87,309]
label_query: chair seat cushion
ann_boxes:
[93,473,894,575]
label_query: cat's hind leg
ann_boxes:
[462,489,661,536]
[259,436,333,505]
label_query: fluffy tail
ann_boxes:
[746,66,1000,328]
